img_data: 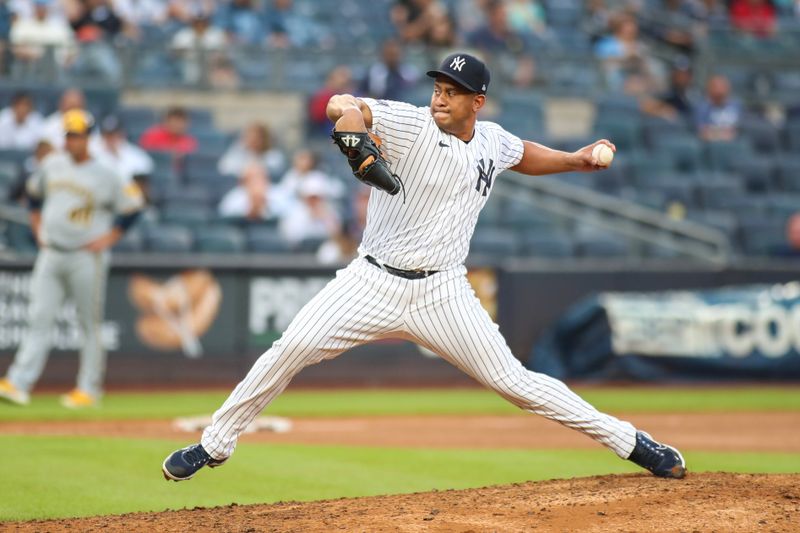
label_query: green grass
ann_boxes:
[1,435,798,522]
[2,387,800,421]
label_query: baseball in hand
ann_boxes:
[592,144,614,167]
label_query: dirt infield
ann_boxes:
[8,473,800,532]
[2,412,798,452]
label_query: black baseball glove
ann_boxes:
[331,131,402,196]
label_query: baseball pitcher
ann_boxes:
[163,53,686,481]
[0,110,144,408]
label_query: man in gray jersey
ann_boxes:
[0,109,144,408]
[163,53,686,481]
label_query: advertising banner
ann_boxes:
[531,282,800,381]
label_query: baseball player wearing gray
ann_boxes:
[0,109,144,408]
[163,53,686,481]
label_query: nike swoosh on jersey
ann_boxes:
[438,141,449,148]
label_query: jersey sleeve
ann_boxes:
[359,97,428,163]
[113,171,145,214]
[487,122,525,171]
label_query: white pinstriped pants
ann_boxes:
[202,257,637,460]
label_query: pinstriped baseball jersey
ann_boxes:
[359,98,524,271]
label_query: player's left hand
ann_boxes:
[569,139,616,172]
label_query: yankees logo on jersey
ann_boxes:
[357,98,524,271]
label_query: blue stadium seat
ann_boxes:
[113,229,144,252]
[653,136,703,174]
[145,225,193,253]
[641,182,696,207]
[0,161,20,187]
[593,118,641,151]
[740,119,781,154]
[194,225,246,253]
[518,233,575,258]
[296,236,327,253]
[696,178,746,209]
[739,219,787,256]
[704,140,753,171]
[776,157,800,191]
[470,228,519,257]
[184,153,226,183]
[0,149,29,166]
[160,204,214,226]
[246,227,291,253]
[785,124,800,152]
[737,156,776,192]
[6,221,37,253]
[576,236,630,258]
[160,185,212,207]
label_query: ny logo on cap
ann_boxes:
[450,56,466,72]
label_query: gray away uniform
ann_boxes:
[6,152,143,396]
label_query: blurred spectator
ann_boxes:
[111,0,169,41]
[642,0,697,54]
[139,106,198,154]
[218,121,287,179]
[582,0,614,44]
[266,0,327,48]
[9,139,54,203]
[317,185,369,265]
[467,0,529,53]
[506,0,547,39]
[308,65,354,137]
[9,0,75,74]
[640,58,698,125]
[0,1,11,74]
[391,0,452,46]
[428,12,458,47]
[65,0,124,82]
[272,149,344,215]
[780,213,800,257]
[0,92,44,150]
[171,7,227,85]
[278,174,340,247]
[216,0,265,45]
[41,88,86,147]
[730,0,776,37]
[90,115,154,182]
[594,12,660,95]
[360,39,419,101]
[690,0,729,28]
[695,74,742,141]
[218,161,273,221]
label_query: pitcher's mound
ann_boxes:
[12,472,800,532]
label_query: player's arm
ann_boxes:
[326,94,373,131]
[511,139,616,176]
[85,181,144,253]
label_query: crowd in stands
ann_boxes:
[0,0,799,260]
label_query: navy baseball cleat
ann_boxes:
[162,444,227,481]
[628,431,687,479]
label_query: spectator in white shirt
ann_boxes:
[271,149,343,216]
[10,0,75,67]
[171,8,226,84]
[90,115,154,182]
[279,174,340,247]
[218,162,273,221]
[0,92,45,150]
[40,88,91,148]
[218,122,287,180]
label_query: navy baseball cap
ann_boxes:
[426,52,490,94]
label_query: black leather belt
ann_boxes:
[365,255,438,280]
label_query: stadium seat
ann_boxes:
[194,225,246,253]
[593,118,641,151]
[113,229,144,252]
[696,178,746,209]
[737,156,776,192]
[775,157,800,191]
[654,136,704,174]
[5,221,37,253]
[704,140,753,171]
[518,233,575,258]
[160,185,212,207]
[246,226,292,253]
[183,153,226,183]
[739,220,787,256]
[296,236,327,253]
[576,236,630,258]
[145,225,193,253]
[640,181,696,207]
[0,149,29,166]
[785,124,800,152]
[470,228,519,257]
[740,119,781,154]
[160,204,214,226]
[0,161,20,187]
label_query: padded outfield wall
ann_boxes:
[0,254,798,386]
